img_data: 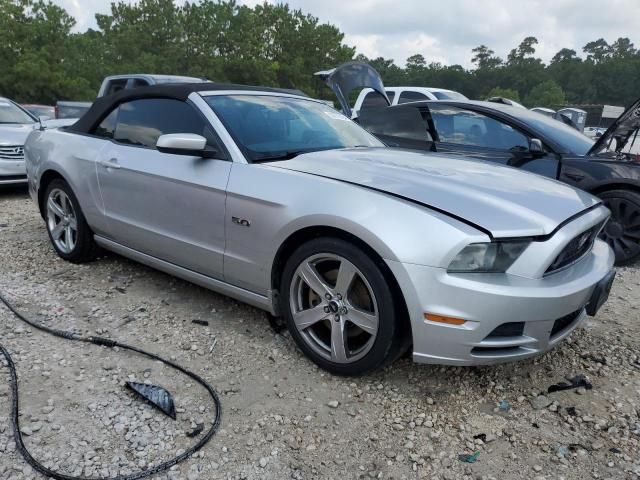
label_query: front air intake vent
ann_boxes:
[545,223,603,275]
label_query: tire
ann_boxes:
[598,189,640,266]
[43,179,100,263]
[280,237,408,375]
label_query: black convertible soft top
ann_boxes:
[68,82,309,134]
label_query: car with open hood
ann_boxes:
[25,82,615,375]
[320,62,640,266]
[314,67,467,119]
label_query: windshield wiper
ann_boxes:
[252,150,307,163]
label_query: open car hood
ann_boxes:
[315,62,389,118]
[588,97,640,156]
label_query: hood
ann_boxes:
[315,62,389,118]
[588,97,640,156]
[0,119,76,146]
[272,148,600,238]
[0,123,34,146]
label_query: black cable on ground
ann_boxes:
[0,291,222,480]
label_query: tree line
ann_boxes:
[1,0,638,109]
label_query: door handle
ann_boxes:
[98,158,121,169]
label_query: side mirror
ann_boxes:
[529,138,544,154]
[39,115,51,122]
[156,133,208,156]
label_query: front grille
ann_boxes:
[550,309,582,337]
[545,223,602,274]
[0,145,25,161]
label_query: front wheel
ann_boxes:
[598,189,640,266]
[44,179,100,263]
[280,237,407,375]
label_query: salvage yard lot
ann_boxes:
[1,187,639,480]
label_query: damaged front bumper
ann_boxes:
[388,238,615,366]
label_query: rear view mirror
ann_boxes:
[39,115,51,122]
[529,138,544,154]
[157,133,209,156]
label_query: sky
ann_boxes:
[53,0,638,68]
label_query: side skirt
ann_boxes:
[94,235,276,314]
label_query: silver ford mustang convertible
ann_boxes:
[25,84,616,375]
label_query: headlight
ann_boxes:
[447,241,530,273]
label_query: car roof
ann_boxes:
[388,98,564,129]
[68,82,310,134]
[531,107,556,113]
[384,86,458,93]
[104,74,207,83]
[394,98,527,113]
[557,107,587,113]
[57,101,92,106]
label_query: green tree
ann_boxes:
[2,1,640,110]
[0,0,88,102]
[507,36,538,64]
[550,48,578,64]
[610,37,636,58]
[485,87,521,102]
[471,45,502,69]
[406,54,426,69]
[583,38,611,63]
[524,80,566,108]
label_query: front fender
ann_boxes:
[560,157,640,193]
[223,163,487,296]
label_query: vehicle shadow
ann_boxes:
[0,185,29,199]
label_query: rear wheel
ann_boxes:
[280,237,407,375]
[598,189,640,265]
[44,179,100,263]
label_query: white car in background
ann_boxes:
[314,67,467,118]
[0,97,74,185]
[584,126,607,139]
[352,86,468,118]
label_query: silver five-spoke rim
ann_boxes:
[290,253,379,364]
[46,188,77,254]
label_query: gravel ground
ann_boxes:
[0,186,639,480]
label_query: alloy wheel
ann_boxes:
[600,196,640,263]
[289,253,379,364]
[46,188,78,254]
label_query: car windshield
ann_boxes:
[432,91,468,101]
[205,94,382,162]
[0,100,35,124]
[524,112,595,155]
